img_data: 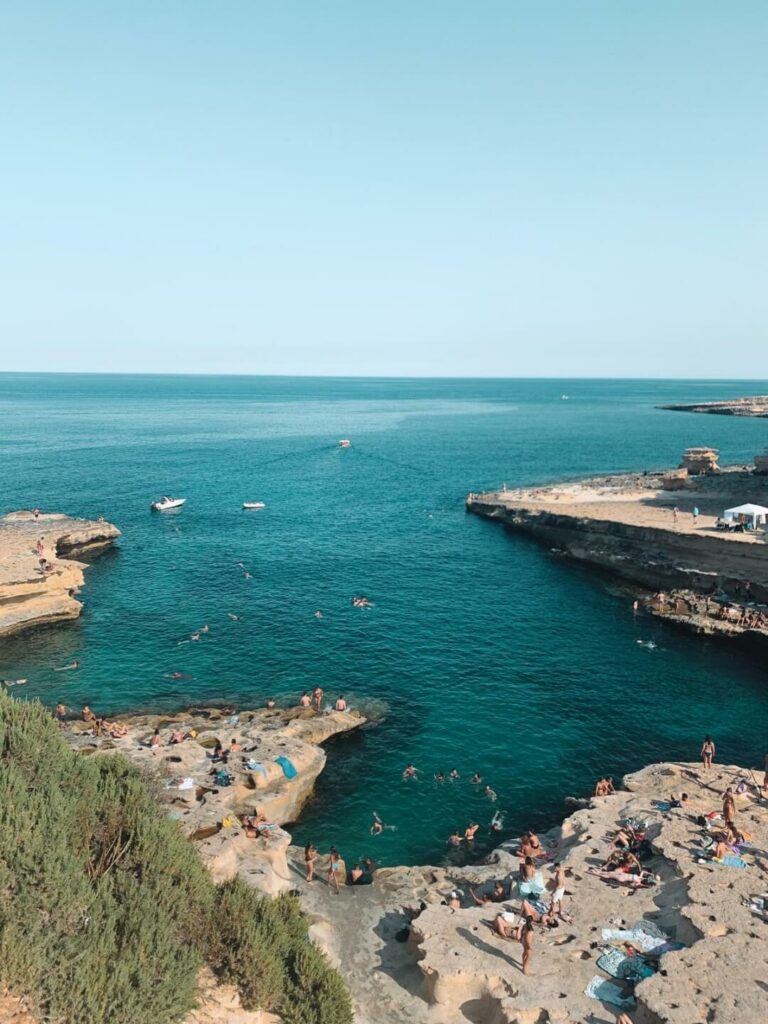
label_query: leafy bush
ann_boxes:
[0,693,351,1024]
[209,881,353,1024]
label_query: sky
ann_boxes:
[0,1,766,377]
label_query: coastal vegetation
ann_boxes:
[0,692,352,1024]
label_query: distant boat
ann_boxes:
[339,439,351,448]
[151,496,186,511]
[242,502,266,510]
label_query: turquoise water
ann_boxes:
[1,374,767,867]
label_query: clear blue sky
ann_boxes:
[1,2,766,376]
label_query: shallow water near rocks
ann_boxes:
[1,373,767,867]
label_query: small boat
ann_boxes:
[151,496,187,511]
[339,439,351,448]
[242,502,266,510]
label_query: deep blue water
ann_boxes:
[1,374,767,867]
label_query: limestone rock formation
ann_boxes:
[679,447,720,475]
[660,396,768,417]
[0,511,120,637]
[64,704,365,895]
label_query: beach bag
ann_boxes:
[214,769,232,787]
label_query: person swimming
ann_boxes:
[471,772,482,784]
[54,660,80,671]
[403,763,418,779]
[490,811,504,832]
[370,812,384,835]
[435,770,445,783]
[484,784,498,802]
[449,768,459,780]
[227,612,241,621]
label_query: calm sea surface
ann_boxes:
[1,374,767,866]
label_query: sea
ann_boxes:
[1,374,767,867]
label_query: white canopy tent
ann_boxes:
[722,502,768,527]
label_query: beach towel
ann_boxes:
[275,756,298,779]
[717,855,747,868]
[601,928,669,954]
[584,976,636,1010]
[652,800,672,811]
[247,760,269,777]
[597,948,655,983]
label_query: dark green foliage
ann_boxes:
[0,693,352,1024]
[210,882,353,1024]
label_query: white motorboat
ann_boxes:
[242,501,266,510]
[338,439,351,448]
[151,496,187,511]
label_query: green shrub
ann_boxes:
[0,693,352,1024]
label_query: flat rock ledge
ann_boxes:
[64,703,366,897]
[291,761,768,1024]
[0,511,120,638]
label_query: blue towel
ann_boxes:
[247,760,269,777]
[584,975,636,1010]
[719,855,747,868]
[275,755,298,779]
[652,800,672,811]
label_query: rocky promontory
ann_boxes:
[659,396,768,417]
[467,468,768,643]
[63,703,366,896]
[0,511,120,637]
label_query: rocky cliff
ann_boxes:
[0,511,120,638]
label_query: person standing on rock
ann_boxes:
[693,506,700,525]
[519,915,535,974]
[550,862,567,918]
[326,847,342,893]
[304,842,318,883]
[701,735,716,769]
[672,506,679,524]
[299,692,311,707]
[313,686,324,711]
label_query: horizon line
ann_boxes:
[1,371,767,384]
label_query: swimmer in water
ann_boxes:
[200,624,209,633]
[464,823,480,842]
[54,660,80,672]
[448,829,461,846]
[471,772,482,784]
[403,763,418,779]
[165,671,192,680]
[227,613,240,621]
[449,768,459,780]
[490,811,504,832]
[435,770,445,783]
[190,632,201,642]
[314,610,323,619]
[484,784,498,802]
[370,812,384,835]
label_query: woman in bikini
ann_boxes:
[326,847,342,893]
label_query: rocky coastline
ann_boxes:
[659,396,768,417]
[467,467,768,645]
[60,703,768,1024]
[0,511,120,638]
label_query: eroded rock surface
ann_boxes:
[64,704,365,895]
[291,762,768,1024]
[0,511,120,637]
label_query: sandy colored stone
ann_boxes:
[290,762,768,1024]
[64,704,365,895]
[0,511,120,637]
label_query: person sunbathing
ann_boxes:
[168,730,185,744]
[469,881,506,905]
[588,865,653,888]
[493,908,520,939]
[520,898,559,929]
